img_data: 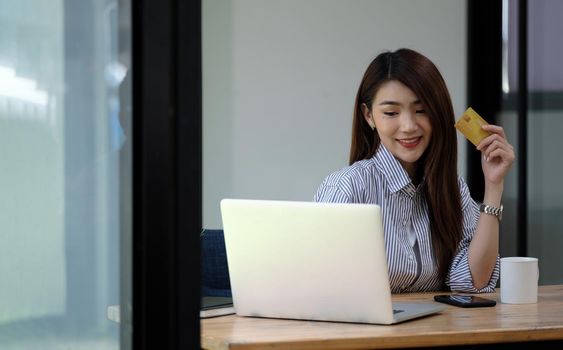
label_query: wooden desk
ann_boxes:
[201,285,563,349]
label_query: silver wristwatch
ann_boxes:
[479,203,503,222]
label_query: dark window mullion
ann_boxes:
[132,0,201,348]
[517,0,528,256]
[176,0,202,348]
[467,0,503,201]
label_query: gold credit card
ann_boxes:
[454,107,492,146]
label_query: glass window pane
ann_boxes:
[0,0,131,348]
[527,0,563,285]
[500,0,563,284]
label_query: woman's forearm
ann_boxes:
[468,181,503,289]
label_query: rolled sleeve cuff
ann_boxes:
[446,253,500,293]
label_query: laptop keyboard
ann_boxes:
[393,309,404,314]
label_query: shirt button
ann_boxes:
[409,255,414,261]
[403,219,408,225]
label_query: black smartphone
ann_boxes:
[434,294,496,308]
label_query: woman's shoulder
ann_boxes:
[323,158,381,186]
[315,158,382,202]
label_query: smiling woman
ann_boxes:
[315,48,515,294]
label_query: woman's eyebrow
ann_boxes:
[378,100,400,106]
[378,100,422,106]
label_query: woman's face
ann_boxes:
[362,80,432,177]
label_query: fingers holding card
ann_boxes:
[454,107,515,185]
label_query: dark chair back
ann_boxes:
[201,229,232,297]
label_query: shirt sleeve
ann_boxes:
[313,178,351,203]
[445,177,500,293]
[313,169,362,204]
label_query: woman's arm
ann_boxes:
[468,124,515,289]
[467,181,502,289]
[446,178,499,293]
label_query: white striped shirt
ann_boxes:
[314,144,500,293]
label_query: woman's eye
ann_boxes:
[383,112,398,117]
[416,109,426,114]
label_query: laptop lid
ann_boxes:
[220,199,445,324]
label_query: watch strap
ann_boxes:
[479,203,503,221]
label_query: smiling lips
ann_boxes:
[397,137,422,149]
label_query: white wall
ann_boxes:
[203,0,467,228]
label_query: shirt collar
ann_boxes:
[371,143,418,195]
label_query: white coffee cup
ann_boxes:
[500,257,539,304]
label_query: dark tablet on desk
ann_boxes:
[202,296,232,309]
[201,296,235,318]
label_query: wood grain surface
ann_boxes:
[201,285,563,349]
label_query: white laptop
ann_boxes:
[220,199,446,325]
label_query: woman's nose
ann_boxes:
[399,113,418,132]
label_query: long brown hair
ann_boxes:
[350,48,462,281]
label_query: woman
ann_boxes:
[314,48,514,293]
